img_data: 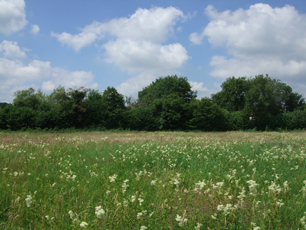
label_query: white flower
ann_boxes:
[195,222,203,229]
[25,195,33,207]
[175,213,188,226]
[80,221,88,228]
[95,206,105,218]
[151,180,157,185]
[140,226,147,230]
[138,198,144,205]
[109,174,117,182]
[68,210,75,219]
[137,212,143,219]
[253,227,261,230]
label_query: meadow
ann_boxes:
[0,131,306,229]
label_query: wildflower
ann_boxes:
[138,198,144,205]
[195,222,203,230]
[140,226,147,230]
[301,213,306,229]
[175,212,188,227]
[253,227,261,230]
[95,206,105,218]
[247,180,259,196]
[109,174,117,182]
[68,210,75,219]
[122,179,129,194]
[80,221,88,228]
[217,203,237,216]
[131,195,136,202]
[151,180,157,185]
[268,182,282,194]
[25,195,33,207]
[137,212,143,219]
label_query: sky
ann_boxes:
[1,0,306,102]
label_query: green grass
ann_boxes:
[0,132,306,229]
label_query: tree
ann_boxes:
[212,77,249,112]
[101,87,126,129]
[188,98,228,131]
[0,102,9,109]
[151,93,188,130]
[138,75,197,106]
[13,88,44,110]
[84,89,107,128]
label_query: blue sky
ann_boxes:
[1,0,306,102]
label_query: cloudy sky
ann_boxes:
[1,0,306,102]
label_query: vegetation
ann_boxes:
[0,74,305,131]
[1,131,306,229]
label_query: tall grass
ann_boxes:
[1,132,306,229]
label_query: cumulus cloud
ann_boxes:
[51,31,98,51]
[116,73,157,98]
[31,24,40,35]
[189,81,215,99]
[0,0,27,35]
[190,4,306,96]
[0,40,27,58]
[104,39,189,74]
[42,68,97,91]
[53,6,189,97]
[52,6,185,50]
[0,41,98,101]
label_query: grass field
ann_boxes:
[1,131,306,229]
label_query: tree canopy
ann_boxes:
[138,75,197,106]
[0,74,305,131]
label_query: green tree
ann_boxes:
[138,75,197,106]
[101,87,126,129]
[212,77,249,112]
[151,93,188,130]
[13,88,44,110]
[84,89,107,129]
[188,98,228,131]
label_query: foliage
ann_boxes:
[188,98,228,131]
[0,75,305,131]
[212,76,249,112]
[138,75,197,106]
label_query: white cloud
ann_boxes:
[189,81,215,99]
[53,6,189,97]
[0,57,98,101]
[0,0,27,35]
[52,6,185,51]
[51,31,98,52]
[103,39,189,74]
[190,4,306,97]
[116,73,156,98]
[42,68,97,91]
[0,40,27,58]
[31,24,40,35]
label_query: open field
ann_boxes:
[1,131,306,229]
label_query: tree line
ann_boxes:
[0,74,305,131]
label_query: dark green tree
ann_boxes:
[212,76,249,112]
[13,88,44,110]
[188,98,228,131]
[101,87,126,129]
[151,93,188,130]
[84,89,107,129]
[0,102,9,109]
[138,75,197,106]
